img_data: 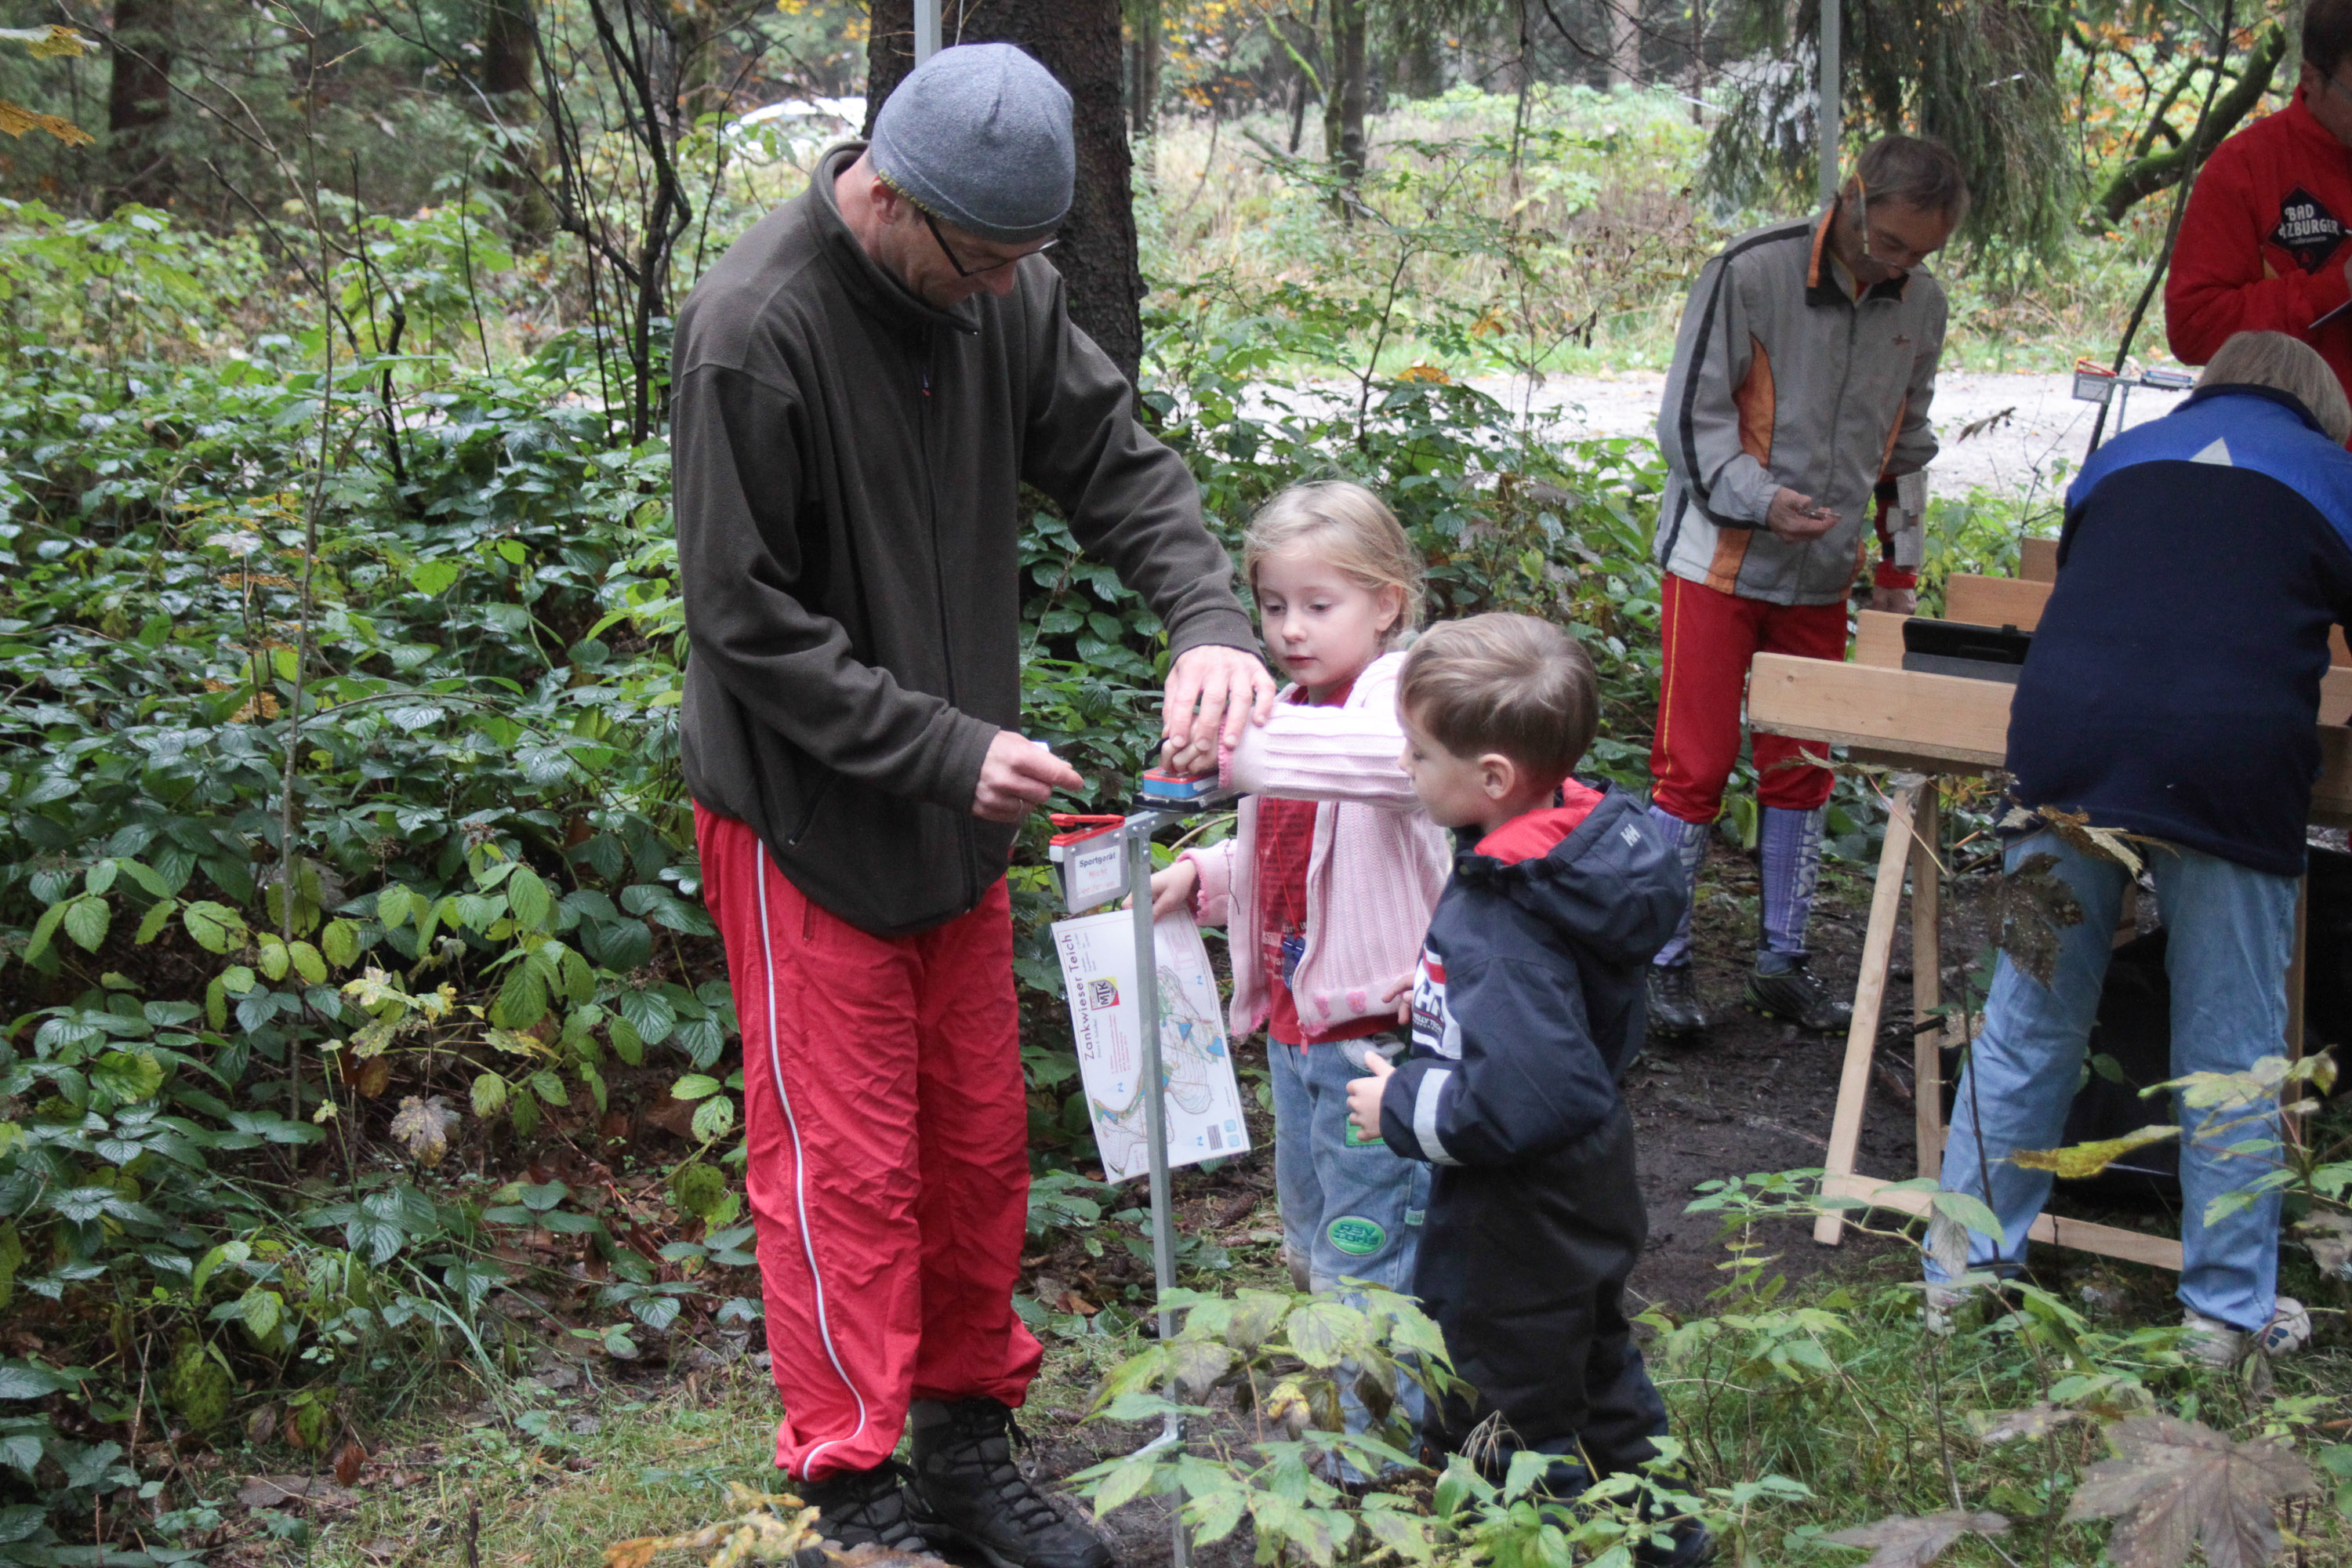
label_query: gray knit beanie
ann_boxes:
[869,43,1074,245]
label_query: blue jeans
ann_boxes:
[1271,1035,1430,1470]
[1929,831,2299,1331]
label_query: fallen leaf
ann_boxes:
[831,1546,953,1568]
[2063,1414,2315,1568]
[2297,1213,2352,1279]
[1969,1403,2086,1446]
[1977,850,2085,988]
[390,1094,456,1163]
[236,1473,361,1510]
[332,1439,368,1486]
[2009,1124,2180,1179]
[1822,1510,2009,1566]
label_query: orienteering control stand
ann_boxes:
[1047,767,1231,1568]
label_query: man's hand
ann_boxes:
[1868,584,1918,615]
[972,731,1085,823]
[1766,487,1840,545]
[1163,644,1277,756]
[1345,1051,1395,1144]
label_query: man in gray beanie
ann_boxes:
[673,41,1271,1568]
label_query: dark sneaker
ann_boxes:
[1742,956,1851,1033]
[796,1460,935,1564]
[908,1399,1115,1568]
[1646,964,1709,1036]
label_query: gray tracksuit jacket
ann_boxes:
[1653,212,1947,606]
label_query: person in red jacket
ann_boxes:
[2168,0,2352,408]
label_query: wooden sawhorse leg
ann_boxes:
[1911,785,1944,1179]
[1812,773,2187,1271]
[1815,777,1924,1246]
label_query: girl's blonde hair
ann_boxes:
[1240,481,1426,648]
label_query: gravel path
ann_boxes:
[1475,368,2194,503]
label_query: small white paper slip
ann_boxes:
[1050,906,1251,1181]
[1050,827,1128,913]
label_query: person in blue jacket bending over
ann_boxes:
[1928,331,2352,1364]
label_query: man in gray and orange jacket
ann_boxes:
[1646,134,1966,1038]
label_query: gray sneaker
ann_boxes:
[1742,955,1852,1034]
[1646,964,1709,1036]
[2181,1298,2311,1367]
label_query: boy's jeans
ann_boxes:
[1271,1036,1429,1470]
[1928,829,2298,1332]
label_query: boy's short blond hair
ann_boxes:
[1398,614,1598,784]
[1242,481,1425,647]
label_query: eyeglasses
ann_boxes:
[920,207,1058,279]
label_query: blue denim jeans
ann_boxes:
[1928,830,2299,1331]
[1271,1034,1430,1472]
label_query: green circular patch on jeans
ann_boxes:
[1327,1215,1387,1256]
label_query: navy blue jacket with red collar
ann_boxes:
[2005,383,2352,876]
[1375,783,1683,1168]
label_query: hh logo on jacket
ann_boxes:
[1411,948,1461,1060]
[2273,187,2347,272]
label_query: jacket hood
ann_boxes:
[1453,786,1684,964]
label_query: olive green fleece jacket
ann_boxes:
[674,144,1255,936]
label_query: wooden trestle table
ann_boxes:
[1745,558,2352,1268]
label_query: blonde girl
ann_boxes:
[1149,481,1450,1388]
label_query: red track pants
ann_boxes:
[1649,572,1847,825]
[695,808,1043,1480]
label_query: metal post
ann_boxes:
[1125,815,1189,1568]
[915,0,941,64]
[1817,0,1840,210]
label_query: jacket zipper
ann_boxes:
[1820,297,1860,601]
[917,330,982,913]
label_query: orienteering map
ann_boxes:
[1050,908,1250,1181]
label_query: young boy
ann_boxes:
[1345,614,1711,1568]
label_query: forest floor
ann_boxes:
[237,845,2216,1568]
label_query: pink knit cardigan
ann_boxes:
[1182,651,1453,1044]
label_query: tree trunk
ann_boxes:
[481,0,554,238]
[482,0,535,94]
[1688,0,1706,122]
[867,0,1145,383]
[2091,22,2284,228]
[1129,0,1160,141]
[106,0,174,209]
[1280,9,1319,154]
[1321,0,1366,186]
[1609,0,1639,88]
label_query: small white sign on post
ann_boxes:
[1051,908,1250,1180]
